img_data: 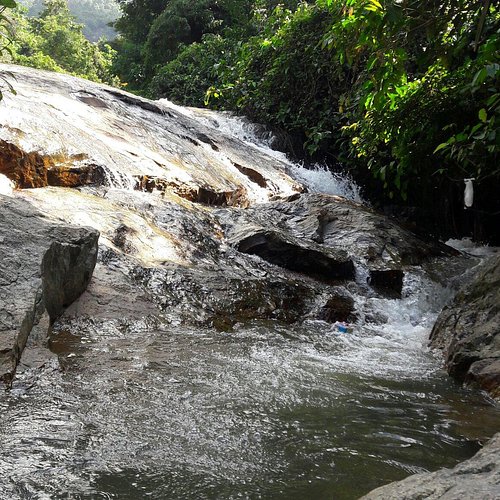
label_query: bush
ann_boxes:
[149,34,236,105]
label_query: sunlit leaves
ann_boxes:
[7,3,118,85]
[0,0,16,102]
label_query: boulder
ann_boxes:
[361,432,500,499]
[222,193,453,295]
[232,227,355,282]
[0,196,99,385]
[429,254,500,398]
[0,63,302,204]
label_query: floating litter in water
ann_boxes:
[334,321,353,333]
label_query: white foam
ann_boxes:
[0,174,14,196]
[289,163,364,203]
[445,237,499,258]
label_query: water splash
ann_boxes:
[289,163,364,203]
[445,237,499,258]
[0,173,14,196]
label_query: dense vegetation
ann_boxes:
[19,0,120,41]
[1,0,499,241]
[3,0,117,84]
[112,0,499,240]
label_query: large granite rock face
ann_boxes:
[429,254,500,398]
[361,432,500,499]
[19,188,357,332]
[0,63,302,205]
[0,64,458,376]
[0,196,98,385]
[18,186,454,334]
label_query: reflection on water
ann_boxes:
[1,273,499,499]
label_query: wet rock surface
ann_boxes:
[361,432,500,500]
[222,193,453,295]
[0,139,105,189]
[0,196,98,385]
[232,228,355,281]
[18,186,453,336]
[0,63,300,202]
[430,253,500,398]
[20,189,358,333]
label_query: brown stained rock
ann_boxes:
[134,175,198,201]
[46,164,105,187]
[0,140,53,188]
[0,140,104,189]
[134,174,250,207]
[232,162,268,188]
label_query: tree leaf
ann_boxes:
[0,0,17,8]
[433,142,448,153]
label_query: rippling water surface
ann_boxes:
[1,268,499,500]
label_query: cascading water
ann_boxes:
[288,163,364,202]
[159,103,365,202]
[0,66,498,500]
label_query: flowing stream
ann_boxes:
[1,106,499,500]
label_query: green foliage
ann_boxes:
[113,0,255,89]
[149,34,235,105]
[0,0,18,101]
[321,0,499,200]
[7,0,118,84]
[120,0,497,192]
[433,32,499,182]
[143,0,215,75]
[19,0,120,41]
[206,4,349,156]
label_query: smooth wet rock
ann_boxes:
[0,66,455,339]
[0,196,98,385]
[20,187,363,330]
[429,254,500,398]
[361,432,500,499]
[0,63,301,203]
[222,193,452,295]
